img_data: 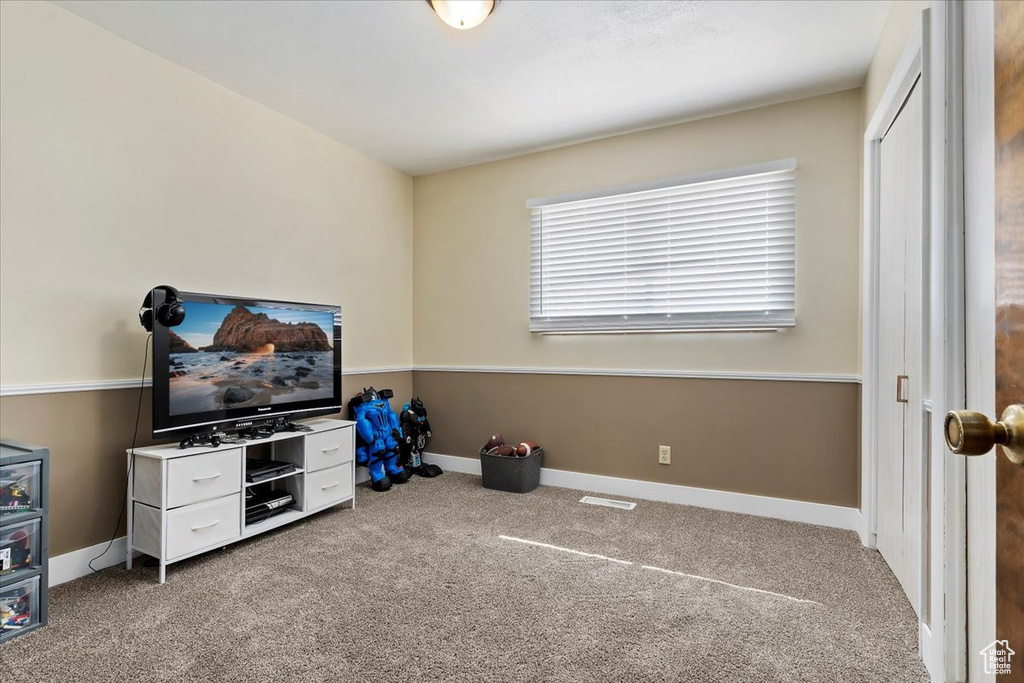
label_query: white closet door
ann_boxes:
[876,78,924,616]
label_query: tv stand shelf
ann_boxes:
[246,467,305,486]
[242,508,305,539]
[126,418,354,584]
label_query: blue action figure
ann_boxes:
[348,387,410,491]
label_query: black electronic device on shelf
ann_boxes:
[177,433,248,450]
[244,491,295,526]
[281,421,314,433]
[236,425,276,441]
[245,459,297,484]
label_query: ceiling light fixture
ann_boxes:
[426,0,499,30]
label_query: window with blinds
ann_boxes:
[528,159,796,333]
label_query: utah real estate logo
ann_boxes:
[980,640,1015,676]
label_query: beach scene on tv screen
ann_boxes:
[168,302,335,416]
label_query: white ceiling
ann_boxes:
[53,0,889,176]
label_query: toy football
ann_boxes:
[515,441,539,457]
[483,434,505,451]
[487,445,517,457]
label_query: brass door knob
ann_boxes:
[944,404,1024,466]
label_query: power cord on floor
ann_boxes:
[88,333,151,573]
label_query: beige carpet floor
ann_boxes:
[1,473,928,682]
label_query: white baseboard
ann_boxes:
[424,452,483,475]
[49,536,131,587]
[422,452,860,531]
[858,515,877,549]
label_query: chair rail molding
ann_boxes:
[413,365,861,384]
[0,366,415,397]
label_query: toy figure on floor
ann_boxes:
[400,397,443,478]
[348,387,409,492]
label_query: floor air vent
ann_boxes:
[579,496,636,510]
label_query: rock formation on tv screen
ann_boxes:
[168,330,198,353]
[203,306,331,353]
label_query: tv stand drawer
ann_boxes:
[165,495,241,560]
[132,494,242,562]
[165,449,242,508]
[305,429,353,472]
[303,464,353,511]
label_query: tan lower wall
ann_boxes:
[413,371,860,508]
[0,371,411,557]
[0,369,857,555]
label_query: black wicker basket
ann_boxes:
[480,447,543,493]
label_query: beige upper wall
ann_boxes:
[0,1,413,387]
[862,0,929,124]
[412,89,863,376]
[856,0,928,370]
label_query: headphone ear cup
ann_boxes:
[140,285,184,330]
[160,302,186,327]
[154,285,185,328]
[139,289,155,331]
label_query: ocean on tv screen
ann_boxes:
[168,302,334,416]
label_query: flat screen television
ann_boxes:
[152,292,342,439]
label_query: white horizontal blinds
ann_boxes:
[529,162,796,332]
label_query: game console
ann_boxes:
[244,491,295,525]
[245,459,297,483]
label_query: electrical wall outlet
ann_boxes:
[658,445,671,465]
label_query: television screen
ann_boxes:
[152,293,341,438]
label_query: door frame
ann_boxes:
[929,1,970,679]
[861,5,969,679]
[962,0,997,679]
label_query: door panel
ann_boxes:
[900,80,925,620]
[876,108,909,589]
[993,0,1023,666]
[876,79,924,616]
[877,108,908,587]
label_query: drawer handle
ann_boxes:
[192,473,221,482]
[321,481,340,490]
[322,445,341,453]
[191,519,220,531]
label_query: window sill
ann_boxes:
[530,327,789,335]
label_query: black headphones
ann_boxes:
[139,285,186,332]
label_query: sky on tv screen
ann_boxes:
[175,302,334,350]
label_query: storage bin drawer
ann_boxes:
[305,429,353,473]
[303,464,353,511]
[166,449,242,509]
[0,461,41,515]
[0,575,39,636]
[0,518,41,582]
[165,494,240,560]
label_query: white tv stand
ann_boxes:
[126,418,355,583]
